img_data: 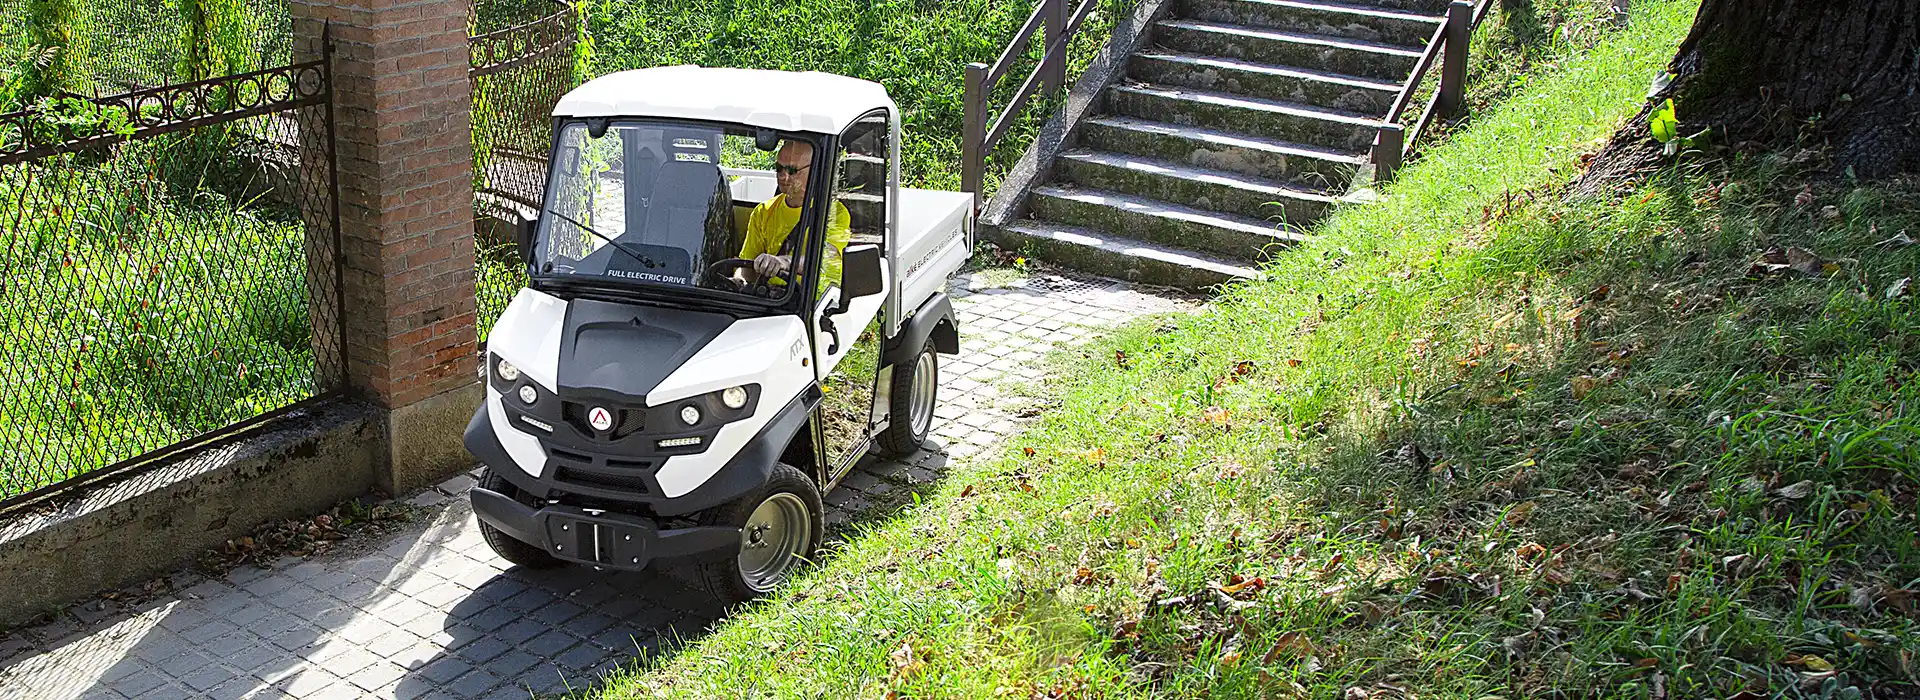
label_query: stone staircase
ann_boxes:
[989,0,1449,291]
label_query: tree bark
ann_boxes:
[1579,0,1920,188]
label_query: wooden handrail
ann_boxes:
[1384,20,1448,124]
[962,0,1100,209]
[1372,0,1497,184]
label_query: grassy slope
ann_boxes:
[596,0,1920,696]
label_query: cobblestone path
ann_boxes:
[0,271,1195,700]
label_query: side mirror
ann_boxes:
[514,216,538,268]
[841,244,884,304]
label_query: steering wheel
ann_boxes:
[702,258,772,297]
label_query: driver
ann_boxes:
[740,140,851,294]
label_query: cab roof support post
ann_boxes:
[291,0,483,497]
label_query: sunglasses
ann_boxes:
[773,163,811,176]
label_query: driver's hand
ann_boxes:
[752,253,789,279]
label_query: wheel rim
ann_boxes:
[909,350,937,439]
[737,492,811,592]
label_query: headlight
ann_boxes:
[679,405,702,426]
[721,385,749,409]
[495,359,520,382]
[518,385,538,404]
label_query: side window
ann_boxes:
[835,114,890,251]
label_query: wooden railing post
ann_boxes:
[1042,0,1066,98]
[963,62,989,210]
[1373,123,1404,184]
[1438,0,1471,118]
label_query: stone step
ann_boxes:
[1106,82,1383,153]
[1129,50,1399,116]
[1054,150,1337,223]
[1155,19,1421,81]
[1079,115,1365,187]
[1180,0,1443,47]
[1029,185,1305,261]
[987,220,1260,292]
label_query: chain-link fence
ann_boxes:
[0,55,342,506]
[471,0,579,338]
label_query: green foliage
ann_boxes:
[16,0,93,102]
[1648,96,1713,157]
[176,0,260,83]
[1649,97,1679,143]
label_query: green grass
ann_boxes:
[588,0,1920,696]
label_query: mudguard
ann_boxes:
[883,292,959,366]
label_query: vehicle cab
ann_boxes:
[462,66,973,602]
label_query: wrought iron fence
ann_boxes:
[0,46,343,509]
[470,0,579,336]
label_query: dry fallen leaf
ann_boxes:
[1219,575,1266,596]
[1202,406,1231,425]
[1571,374,1602,399]
[1873,230,1916,249]
[1084,447,1108,463]
[889,640,925,678]
[1772,480,1815,500]
[1509,501,1538,523]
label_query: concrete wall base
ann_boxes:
[381,381,485,497]
[0,401,381,628]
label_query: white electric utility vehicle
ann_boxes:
[464,66,973,602]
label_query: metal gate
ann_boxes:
[470,0,581,336]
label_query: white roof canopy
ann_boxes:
[552,66,897,135]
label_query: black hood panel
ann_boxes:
[556,299,734,402]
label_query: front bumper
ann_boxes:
[471,486,738,570]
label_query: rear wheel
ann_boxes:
[695,463,823,604]
[877,339,938,456]
[476,469,564,569]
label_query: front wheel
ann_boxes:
[877,339,938,456]
[695,463,823,604]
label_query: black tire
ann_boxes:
[477,468,564,569]
[694,463,823,605]
[876,339,938,457]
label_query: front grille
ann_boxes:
[555,466,651,495]
[561,402,646,438]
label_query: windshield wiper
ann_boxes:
[542,208,664,270]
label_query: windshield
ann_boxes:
[534,120,817,304]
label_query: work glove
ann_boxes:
[753,253,790,279]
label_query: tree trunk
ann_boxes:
[1580,0,1920,187]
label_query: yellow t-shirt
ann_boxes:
[741,193,851,293]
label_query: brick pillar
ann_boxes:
[293,0,481,496]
